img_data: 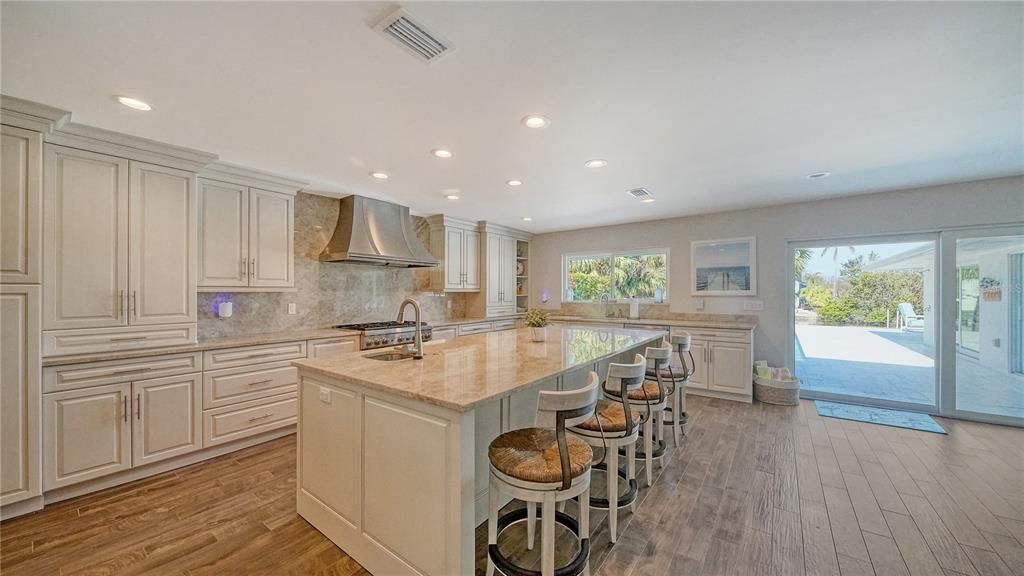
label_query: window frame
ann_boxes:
[562,247,670,303]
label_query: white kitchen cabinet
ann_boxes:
[249,189,294,288]
[129,162,196,325]
[500,236,517,309]
[43,144,129,330]
[0,285,41,506]
[308,337,357,358]
[485,233,503,309]
[197,175,297,291]
[131,373,202,466]
[708,343,751,395]
[687,339,709,390]
[1,125,42,284]
[670,327,753,401]
[43,383,132,490]
[426,216,480,292]
[197,179,248,287]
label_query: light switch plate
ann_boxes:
[695,298,705,310]
[288,302,297,315]
[743,301,764,311]
[319,387,331,404]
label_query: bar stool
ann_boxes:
[604,341,672,486]
[568,355,646,543]
[487,376,601,576]
[657,333,694,446]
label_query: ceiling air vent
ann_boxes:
[375,8,453,63]
[625,187,652,199]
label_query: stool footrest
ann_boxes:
[489,507,590,576]
[663,409,690,427]
[620,439,666,459]
[588,462,638,510]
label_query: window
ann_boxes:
[563,250,668,302]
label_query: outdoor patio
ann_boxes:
[795,325,1024,419]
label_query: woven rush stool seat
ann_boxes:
[605,379,670,401]
[489,428,593,484]
[575,400,641,433]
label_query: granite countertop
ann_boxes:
[41,327,361,367]
[549,315,757,331]
[292,325,664,412]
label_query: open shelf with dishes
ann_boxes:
[516,240,529,313]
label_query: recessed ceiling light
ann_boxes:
[806,171,831,179]
[445,194,460,200]
[641,198,657,203]
[522,217,532,222]
[432,149,454,159]
[370,171,389,180]
[584,159,608,168]
[115,96,152,111]
[507,179,523,186]
[521,115,550,129]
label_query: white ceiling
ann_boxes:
[3,1,1021,233]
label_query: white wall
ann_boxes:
[530,176,1024,366]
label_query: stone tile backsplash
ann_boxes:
[197,192,466,339]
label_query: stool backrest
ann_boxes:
[606,354,647,432]
[646,340,672,370]
[535,372,601,489]
[671,332,695,379]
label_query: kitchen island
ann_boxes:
[292,325,664,576]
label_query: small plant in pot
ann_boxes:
[524,309,551,342]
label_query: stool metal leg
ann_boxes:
[487,476,499,576]
[527,501,536,551]
[655,409,666,469]
[607,443,619,543]
[542,492,556,576]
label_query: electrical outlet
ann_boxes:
[319,387,331,404]
[695,298,705,310]
[288,302,297,315]
[743,301,764,311]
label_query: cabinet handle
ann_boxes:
[135,393,141,420]
[130,291,138,318]
[118,290,125,319]
[110,335,148,342]
[247,413,273,423]
[250,258,255,278]
[241,257,247,279]
[109,366,154,375]
[709,347,713,364]
[247,379,274,387]
[123,396,128,422]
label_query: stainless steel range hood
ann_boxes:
[320,195,438,268]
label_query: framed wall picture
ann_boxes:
[691,236,757,296]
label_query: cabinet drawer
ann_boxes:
[203,361,298,409]
[431,327,457,342]
[307,337,357,359]
[673,327,750,344]
[203,341,306,370]
[43,352,202,393]
[203,393,296,447]
[458,322,492,336]
[491,319,518,331]
[42,324,197,357]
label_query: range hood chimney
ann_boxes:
[320,195,438,268]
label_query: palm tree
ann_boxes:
[794,249,812,280]
[821,246,855,296]
[614,255,666,298]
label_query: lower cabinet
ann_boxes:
[203,393,296,447]
[1,285,42,506]
[671,327,753,401]
[707,342,751,395]
[307,337,356,359]
[132,373,202,467]
[44,383,133,490]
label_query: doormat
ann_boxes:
[814,401,946,434]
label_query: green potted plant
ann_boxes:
[524,309,551,342]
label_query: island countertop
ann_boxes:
[291,325,665,412]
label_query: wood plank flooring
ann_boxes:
[2,396,1022,576]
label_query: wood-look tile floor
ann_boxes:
[3,396,1023,576]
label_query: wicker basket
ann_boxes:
[753,372,800,406]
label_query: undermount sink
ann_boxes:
[365,351,413,362]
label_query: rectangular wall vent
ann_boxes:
[375,8,453,63]
[625,187,652,199]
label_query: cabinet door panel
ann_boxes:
[308,338,357,359]
[486,234,502,306]
[43,145,128,330]
[688,340,709,389]
[44,383,131,490]
[709,343,750,395]
[132,373,202,466]
[445,227,464,289]
[249,189,294,287]
[463,229,480,290]
[197,179,248,287]
[501,236,517,305]
[129,162,196,325]
[0,285,41,506]
[507,378,558,430]
[1,126,42,284]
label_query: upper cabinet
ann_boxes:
[467,223,531,318]
[42,145,196,331]
[1,125,43,284]
[426,216,480,292]
[197,163,305,292]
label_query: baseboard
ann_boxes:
[686,387,752,404]
[0,496,44,521]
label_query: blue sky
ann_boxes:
[802,241,932,277]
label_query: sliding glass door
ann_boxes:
[791,235,938,412]
[943,227,1024,426]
